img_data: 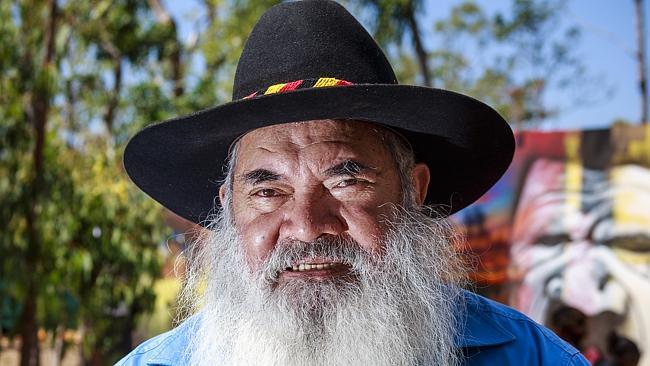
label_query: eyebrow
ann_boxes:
[240,169,282,185]
[240,160,376,185]
[324,160,376,177]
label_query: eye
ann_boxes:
[334,178,359,188]
[252,188,281,198]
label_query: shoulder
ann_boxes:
[459,290,589,366]
[114,316,197,366]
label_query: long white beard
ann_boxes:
[179,205,466,366]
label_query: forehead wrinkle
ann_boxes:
[254,138,355,154]
[240,119,376,148]
[235,120,394,182]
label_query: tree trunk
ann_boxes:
[20,0,58,364]
[103,57,122,133]
[404,1,431,87]
[635,0,648,124]
[53,326,64,366]
[19,284,39,366]
[147,0,184,97]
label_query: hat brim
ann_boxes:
[124,84,514,225]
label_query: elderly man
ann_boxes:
[118,1,588,365]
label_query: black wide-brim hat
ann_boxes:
[124,0,515,225]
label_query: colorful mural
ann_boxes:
[453,124,650,366]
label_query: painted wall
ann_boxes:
[453,124,650,365]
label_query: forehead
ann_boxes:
[235,119,391,166]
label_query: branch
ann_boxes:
[203,0,216,25]
[95,32,122,133]
[147,0,171,24]
[635,0,648,123]
[102,58,122,133]
[404,1,431,87]
[147,0,184,96]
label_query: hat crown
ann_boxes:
[232,0,397,100]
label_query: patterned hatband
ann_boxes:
[242,77,353,99]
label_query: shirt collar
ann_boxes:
[145,316,195,365]
[455,290,516,348]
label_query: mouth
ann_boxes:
[278,259,352,280]
[288,262,340,272]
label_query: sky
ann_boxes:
[164,0,650,131]
[557,0,648,129]
[422,0,649,130]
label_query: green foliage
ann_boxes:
[1,0,167,364]
[433,0,589,127]
[349,0,592,128]
[353,0,422,46]
[1,0,284,363]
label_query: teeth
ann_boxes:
[291,262,337,272]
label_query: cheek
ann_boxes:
[340,205,392,254]
[236,213,283,271]
[340,180,401,254]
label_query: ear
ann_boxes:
[410,163,430,206]
[219,184,228,204]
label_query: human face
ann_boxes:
[190,144,459,366]
[224,119,404,281]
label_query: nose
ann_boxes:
[280,189,347,242]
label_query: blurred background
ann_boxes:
[1,0,649,365]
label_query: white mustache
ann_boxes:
[259,235,371,282]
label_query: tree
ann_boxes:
[0,0,168,364]
[0,1,60,364]
[350,0,596,128]
[1,0,288,363]
[356,0,432,86]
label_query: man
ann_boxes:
[118,1,588,365]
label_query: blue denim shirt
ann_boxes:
[116,290,589,365]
